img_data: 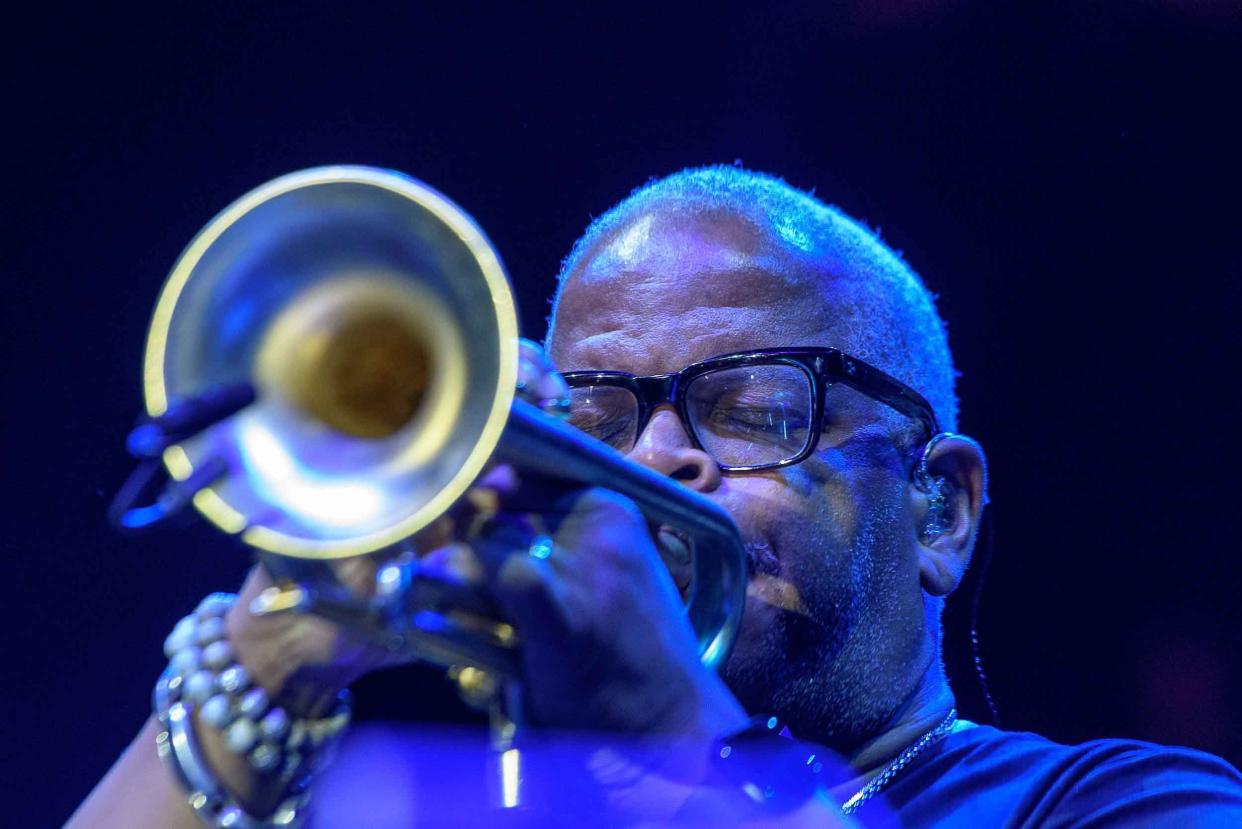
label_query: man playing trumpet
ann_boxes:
[70,166,1242,827]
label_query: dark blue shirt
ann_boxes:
[876,724,1242,828]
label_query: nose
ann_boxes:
[628,407,722,492]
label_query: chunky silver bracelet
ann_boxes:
[154,592,351,829]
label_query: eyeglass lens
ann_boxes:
[567,385,640,450]
[684,364,813,467]
[567,363,815,468]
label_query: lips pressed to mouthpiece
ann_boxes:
[654,525,693,597]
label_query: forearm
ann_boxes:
[67,717,184,829]
[67,706,307,829]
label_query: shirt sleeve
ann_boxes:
[1045,743,1242,829]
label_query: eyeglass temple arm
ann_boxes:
[827,352,940,438]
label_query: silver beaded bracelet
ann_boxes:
[154,592,352,829]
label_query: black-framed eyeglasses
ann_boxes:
[561,347,940,473]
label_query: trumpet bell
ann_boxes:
[143,166,518,558]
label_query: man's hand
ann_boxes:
[225,556,407,716]
[427,464,750,739]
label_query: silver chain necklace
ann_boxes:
[839,708,959,815]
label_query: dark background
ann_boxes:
[6,2,1241,824]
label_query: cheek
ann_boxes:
[717,442,909,608]
[715,457,850,583]
[723,451,857,551]
[718,464,852,666]
[716,473,817,547]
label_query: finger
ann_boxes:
[238,561,276,598]
[408,512,459,556]
[466,463,583,521]
[516,338,571,416]
[328,554,382,596]
[470,511,544,567]
[476,463,521,495]
[454,465,597,545]
[420,541,487,587]
[465,509,566,614]
[485,545,565,639]
[413,465,517,553]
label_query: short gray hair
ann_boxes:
[550,165,959,432]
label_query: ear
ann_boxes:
[911,433,988,597]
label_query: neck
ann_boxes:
[843,655,955,778]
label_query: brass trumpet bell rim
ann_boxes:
[143,166,519,559]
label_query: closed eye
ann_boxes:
[570,412,633,446]
[704,407,810,443]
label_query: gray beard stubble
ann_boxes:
[723,496,911,753]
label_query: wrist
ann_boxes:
[157,593,354,827]
[695,715,849,815]
[659,671,749,743]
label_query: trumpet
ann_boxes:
[111,166,747,690]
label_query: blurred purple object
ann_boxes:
[310,722,867,828]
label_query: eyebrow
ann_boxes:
[568,327,634,362]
